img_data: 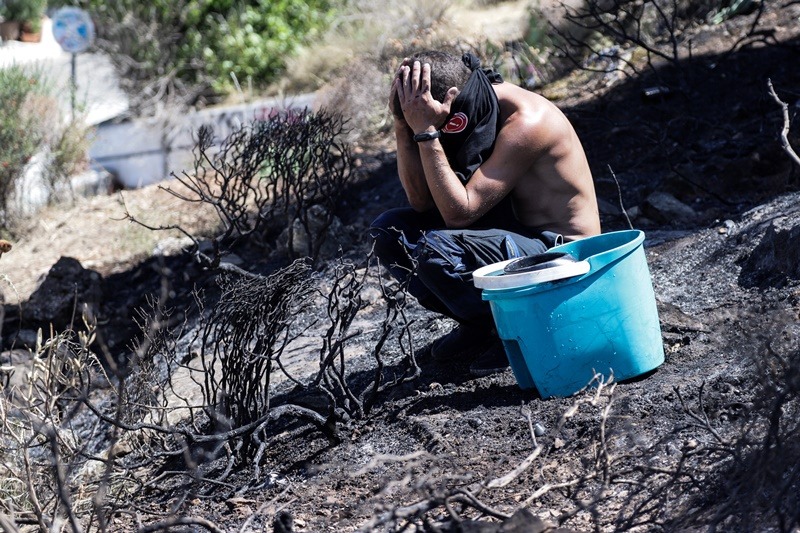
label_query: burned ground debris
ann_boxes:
[0,1,799,531]
[122,108,355,274]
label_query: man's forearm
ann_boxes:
[395,122,435,211]
[417,139,473,227]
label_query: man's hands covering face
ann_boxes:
[390,59,458,135]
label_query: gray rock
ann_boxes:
[12,329,40,349]
[67,167,115,198]
[0,348,34,391]
[739,215,800,288]
[220,253,244,267]
[643,191,698,224]
[457,508,561,532]
[153,236,195,257]
[597,197,622,216]
[278,205,351,260]
[657,301,708,333]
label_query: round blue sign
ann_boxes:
[52,7,95,54]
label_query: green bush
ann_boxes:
[186,0,334,94]
[0,0,46,23]
[0,67,48,229]
[0,65,91,233]
[50,0,335,108]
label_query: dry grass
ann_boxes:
[0,182,219,303]
[279,0,537,146]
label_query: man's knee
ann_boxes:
[369,207,419,233]
[369,210,393,233]
[368,211,403,254]
[414,230,465,278]
[414,230,491,324]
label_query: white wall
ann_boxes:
[90,93,317,189]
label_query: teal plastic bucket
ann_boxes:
[478,230,664,398]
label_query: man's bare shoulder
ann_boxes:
[495,84,572,147]
[495,83,560,116]
[490,83,599,238]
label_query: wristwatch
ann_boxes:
[413,130,442,143]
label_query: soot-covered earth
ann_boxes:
[3,2,800,531]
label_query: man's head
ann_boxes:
[392,50,471,119]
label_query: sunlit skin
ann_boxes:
[389,59,601,241]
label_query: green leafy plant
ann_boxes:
[0,66,48,229]
[50,0,336,111]
[0,0,45,26]
[0,0,26,21]
[27,0,46,31]
[43,117,93,195]
[0,65,92,233]
[186,0,334,95]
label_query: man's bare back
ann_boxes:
[492,82,601,241]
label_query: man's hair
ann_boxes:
[393,50,471,118]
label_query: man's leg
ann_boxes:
[369,208,455,319]
[413,228,552,373]
[413,228,550,325]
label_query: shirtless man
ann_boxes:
[370,50,600,376]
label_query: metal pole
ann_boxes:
[71,52,77,121]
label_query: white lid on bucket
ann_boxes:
[473,252,590,290]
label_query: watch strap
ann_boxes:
[413,130,442,143]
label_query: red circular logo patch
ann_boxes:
[442,112,468,134]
